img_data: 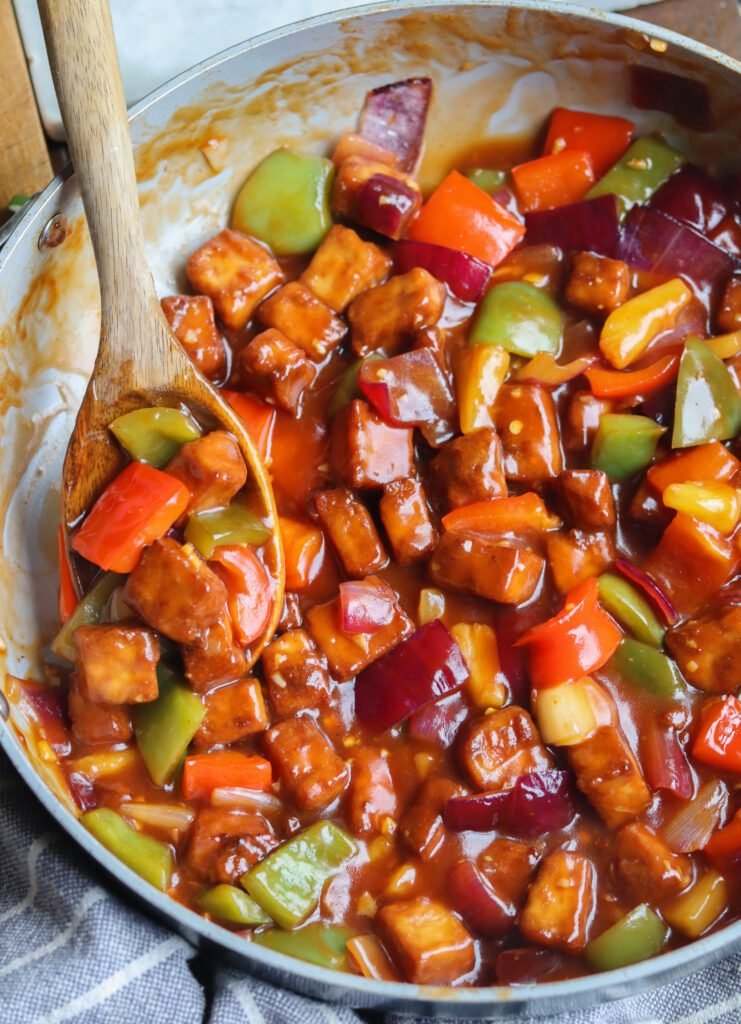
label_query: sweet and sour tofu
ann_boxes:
[429,532,544,605]
[160,294,226,381]
[239,328,315,413]
[615,822,693,903]
[377,897,475,985]
[187,807,277,885]
[73,625,159,705]
[68,683,133,744]
[565,252,630,316]
[182,612,248,692]
[314,488,388,577]
[546,529,615,594]
[568,724,651,828]
[401,777,466,861]
[460,707,553,791]
[348,268,445,357]
[331,400,414,489]
[379,478,437,564]
[193,677,269,748]
[556,469,616,529]
[495,384,563,483]
[257,281,347,361]
[347,746,399,836]
[300,225,391,312]
[430,428,507,510]
[263,716,349,810]
[521,850,597,953]
[165,431,248,514]
[261,628,331,718]
[666,603,741,694]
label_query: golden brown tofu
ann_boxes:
[165,431,248,515]
[300,225,391,312]
[277,592,303,633]
[557,469,616,529]
[520,850,597,954]
[68,683,132,744]
[186,808,277,885]
[478,837,540,911]
[429,532,544,605]
[666,604,741,694]
[565,252,631,316]
[264,716,349,810]
[348,268,446,358]
[239,328,315,414]
[413,325,451,373]
[347,746,399,836]
[186,228,284,330]
[565,391,613,452]
[331,400,414,490]
[257,281,347,361]
[616,822,693,903]
[261,628,331,718]
[124,539,227,647]
[546,529,615,594]
[306,592,413,681]
[160,295,226,381]
[495,384,564,483]
[430,428,507,510]
[401,777,466,861]
[717,274,741,333]
[568,725,651,828]
[460,707,553,791]
[182,612,247,692]
[314,488,388,577]
[193,677,268,748]
[332,156,421,221]
[377,898,475,985]
[73,625,159,705]
[379,479,437,565]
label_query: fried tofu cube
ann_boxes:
[183,612,248,692]
[478,837,540,911]
[193,677,268,748]
[186,228,284,330]
[565,391,613,452]
[257,281,347,361]
[568,725,651,828]
[546,529,615,594]
[331,400,414,490]
[495,384,563,483]
[348,268,445,357]
[379,478,437,565]
[667,604,741,694]
[165,431,247,514]
[306,591,413,681]
[557,469,615,529]
[377,898,475,985]
[616,822,693,903]
[239,328,315,413]
[332,156,421,221]
[68,682,132,744]
[401,777,466,861]
[277,591,303,633]
[263,716,349,810]
[521,851,597,953]
[187,808,277,884]
[717,274,741,333]
[314,488,388,578]
[429,532,544,605]
[430,428,507,510]
[124,538,227,646]
[160,295,226,381]
[300,225,391,312]
[73,625,159,705]
[565,252,630,316]
[460,707,553,790]
[261,628,331,718]
[348,746,399,836]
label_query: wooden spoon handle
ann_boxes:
[37,0,156,350]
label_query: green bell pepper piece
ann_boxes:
[587,136,685,213]
[51,571,125,663]
[82,808,173,891]
[585,904,668,971]
[110,407,201,467]
[184,504,271,559]
[591,413,665,482]
[329,353,383,417]
[197,884,271,926]
[672,338,741,449]
[468,281,563,358]
[134,664,205,786]
[242,821,358,929]
[597,574,665,648]
[610,637,686,699]
[254,923,355,971]
[232,148,334,256]
[464,168,507,193]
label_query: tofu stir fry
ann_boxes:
[17,76,741,987]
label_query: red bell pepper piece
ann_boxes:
[209,545,273,646]
[442,493,561,537]
[693,696,741,774]
[278,516,324,591]
[407,170,525,267]
[57,523,78,622]
[222,389,276,462]
[511,150,595,214]
[71,462,190,573]
[585,350,682,400]
[647,441,741,495]
[182,751,273,800]
[515,577,622,688]
[543,108,634,177]
[704,810,741,870]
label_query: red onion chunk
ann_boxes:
[443,790,510,832]
[642,722,694,800]
[614,557,679,626]
[358,349,456,446]
[491,186,522,221]
[494,605,546,708]
[20,681,72,757]
[630,65,712,132]
[496,947,564,985]
[358,77,432,173]
[449,859,514,937]
[67,771,98,811]
[394,239,492,302]
[408,692,470,748]
[444,771,576,835]
[339,578,397,635]
[354,620,468,733]
[525,194,619,258]
[650,165,729,236]
[664,779,729,853]
[356,174,420,240]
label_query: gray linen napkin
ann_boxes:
[3,751,741,1024]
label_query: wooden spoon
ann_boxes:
[37,0,284,664]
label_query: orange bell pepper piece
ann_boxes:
[279,516,324,590]
[599,278,693,369]
[222,389,276,462]
[647,441,741,495]
[511,150,595,213]
[543,108,634,177]
[514,352,597,389]
[57,523,78,622]
[442,492,561,537]
[209,545,273,645]
[585,350,681,399]
[692,696,741,774]
[706,331,741,360]
[454,345,510,434]
[182,751,273,800]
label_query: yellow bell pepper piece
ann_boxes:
[663,870,729,938]
[450,622,507,709]
[663,481,741,535]
[454,345,510,434]
[599,278,692,369]
[706,331,741,361]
